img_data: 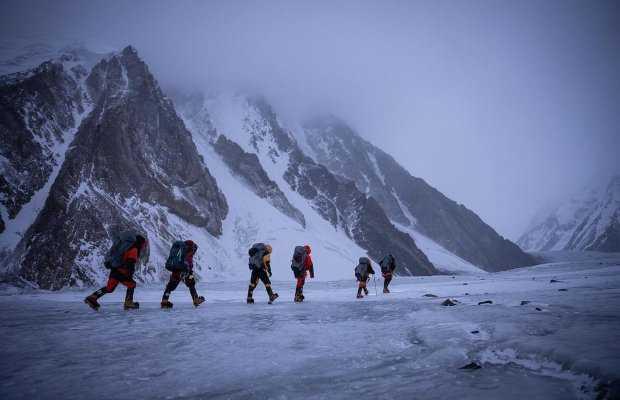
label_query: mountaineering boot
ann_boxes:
[268,292,279,304]
[266,286,278,304]
[84,294,101,310]
[193,296,205,307]
[124,300,140,310]
[363,287,369,295]
[124,287,140,310]
[294,287,302,302]
[161,300,174,309]
[383,287,390,294]
[357,287,364,299]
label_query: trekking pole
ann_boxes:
[373,274,377,296]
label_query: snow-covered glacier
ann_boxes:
[1,254,618,399]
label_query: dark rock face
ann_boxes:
[460,362,482,370]
[243,100,436,276]
[0,59,87,221]
[9,46,228,289]
[213,134,305,227]
[303,117,535,271]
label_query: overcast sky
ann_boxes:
[2,0,619,240]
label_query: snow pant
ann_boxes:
[383,272,393,290]
[90,268,136,302]
[248,268,274,299]
[296,274,306,289]
[356,274,369,296]
[162,271,198,301]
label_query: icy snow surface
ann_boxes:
[1,256,619,400]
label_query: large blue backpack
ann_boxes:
[104,231,140,269]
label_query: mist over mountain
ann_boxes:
[1,0,619,241]
[519,175,620,253]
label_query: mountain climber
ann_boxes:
[161,240,205,309]
[247,243,279,304]
[379,254,397,293]
[354,257,375,298]
[291,245,314,302]
[84,232,148,310]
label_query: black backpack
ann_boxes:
[104,231,140,269]
[248,243,266,270]
[166,241,190,272]
[355,257,371,277]
[291,246,307,277]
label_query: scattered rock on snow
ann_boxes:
[536,307,542,311]
[478,300,493,305]
[423,294,438,298]
[520,301,530,305]
[470,330,480,334]
[441,299,458,306]
[558,288,568,292]
[460,362,482,370]
[462,283,468,285]
[550,279,561,283]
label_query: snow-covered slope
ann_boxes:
[519,175,620,252]
[181,108,368,281]
[178,93,436,279]
[299,116,534,272]
[0,48,98,256]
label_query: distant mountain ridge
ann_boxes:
[519,175,620,252]
[300,116,535,271]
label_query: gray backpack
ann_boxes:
[291,246,307,276]
[248,243,266,270]
[104,231,140,269]
[355,257,371,277]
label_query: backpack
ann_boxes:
[104,231,140,269]
[291,246,307,277]
[248,243,266,270]
[380,255,394,273]
[165,241,188,272]
[355,257,371,277]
